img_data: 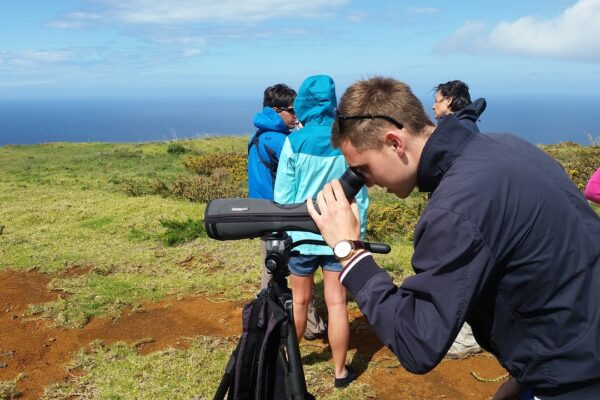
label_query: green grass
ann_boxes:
[0,138,260,328]
[40,337,379,400]
[3,137,596,398]
[0,137,411,329]
[41,337,234,399]
[0,136,412,398]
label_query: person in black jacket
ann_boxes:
[433,80,486,133]
[307,76,600,399]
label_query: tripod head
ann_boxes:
[261,233,392,299]
[263,233,293,283]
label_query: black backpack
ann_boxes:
[217,290,291,400]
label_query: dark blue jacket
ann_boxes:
[247,107,290,199]
[342,116,600,390]
[453,97,486,132]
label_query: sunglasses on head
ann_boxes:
[334,110,403,133]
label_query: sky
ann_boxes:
[1,0,599,100]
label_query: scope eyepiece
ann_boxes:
[339,167,366,199]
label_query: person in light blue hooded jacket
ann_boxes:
[274,75,368,388]
[247,83,327,341]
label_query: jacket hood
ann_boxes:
[417,116,477,193]
[253,106,290,134]
[294,75,337,126]
[453,98,486,124]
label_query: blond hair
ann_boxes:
[332,77,434,150]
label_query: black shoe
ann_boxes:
[303,331,317,341]
[334,366,357,389]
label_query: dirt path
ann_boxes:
[0,271,506,399]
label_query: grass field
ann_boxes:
[0,137,414,399]
[1,137,598,399]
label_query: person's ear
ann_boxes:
[384,131,405,157]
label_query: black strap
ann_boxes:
[236,296,266,399]
[249,131,279,185]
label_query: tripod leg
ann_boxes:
[213,347,238,400]
[283,298,313,400]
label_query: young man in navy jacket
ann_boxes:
[307,76,600,399]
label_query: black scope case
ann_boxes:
[204,198,319,240]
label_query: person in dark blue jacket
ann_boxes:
[307,76,600,399]
[433,80,486,133]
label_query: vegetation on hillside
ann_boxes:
[541,142,600,190]
[0,137,598,398]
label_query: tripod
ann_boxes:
[214,233,315,400]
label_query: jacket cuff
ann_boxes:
[339,252,385,294]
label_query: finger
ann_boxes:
[350,198,361,222]
[317,183,332,210]
[306,194,320,220]
[330,179,350,204]
[321,181,338,204]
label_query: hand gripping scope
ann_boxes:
[204,168,390,254]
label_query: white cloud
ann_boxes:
[0,45,213,75]
[181,48,202,57]
[345,11,367,22]
[47,0,348,27]
[438,20,488,54]
[46,12,104,30]
[440,0,600,61]
[0,50,73,68]
[407,7,440,14]
[0,79,55,87]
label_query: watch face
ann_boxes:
[334,240,352,258]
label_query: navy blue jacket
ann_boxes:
[342,116,600,389]
[453,97,486,132]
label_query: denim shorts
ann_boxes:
[287,255,342,277]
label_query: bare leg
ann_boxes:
[323,270,349,379]
[305,282,326,338]
[289,274,314,342]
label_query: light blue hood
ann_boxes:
[274,74,369,254]
[294,75,337,127]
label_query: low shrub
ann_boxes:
[169,171,245,202]
[542,143,600,190]
[159,218,206,246]
[168,152,247,201]
[0,374,25,400]
[166,142,187,154]
[183,152,246,177]
[121,178,153,197]
[366,194,427,242]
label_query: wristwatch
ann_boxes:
[333,240,365,260]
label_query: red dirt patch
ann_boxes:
[0,270,506,399]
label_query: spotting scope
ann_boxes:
[204,167,365,241]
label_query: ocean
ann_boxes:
[0,96,598,146]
